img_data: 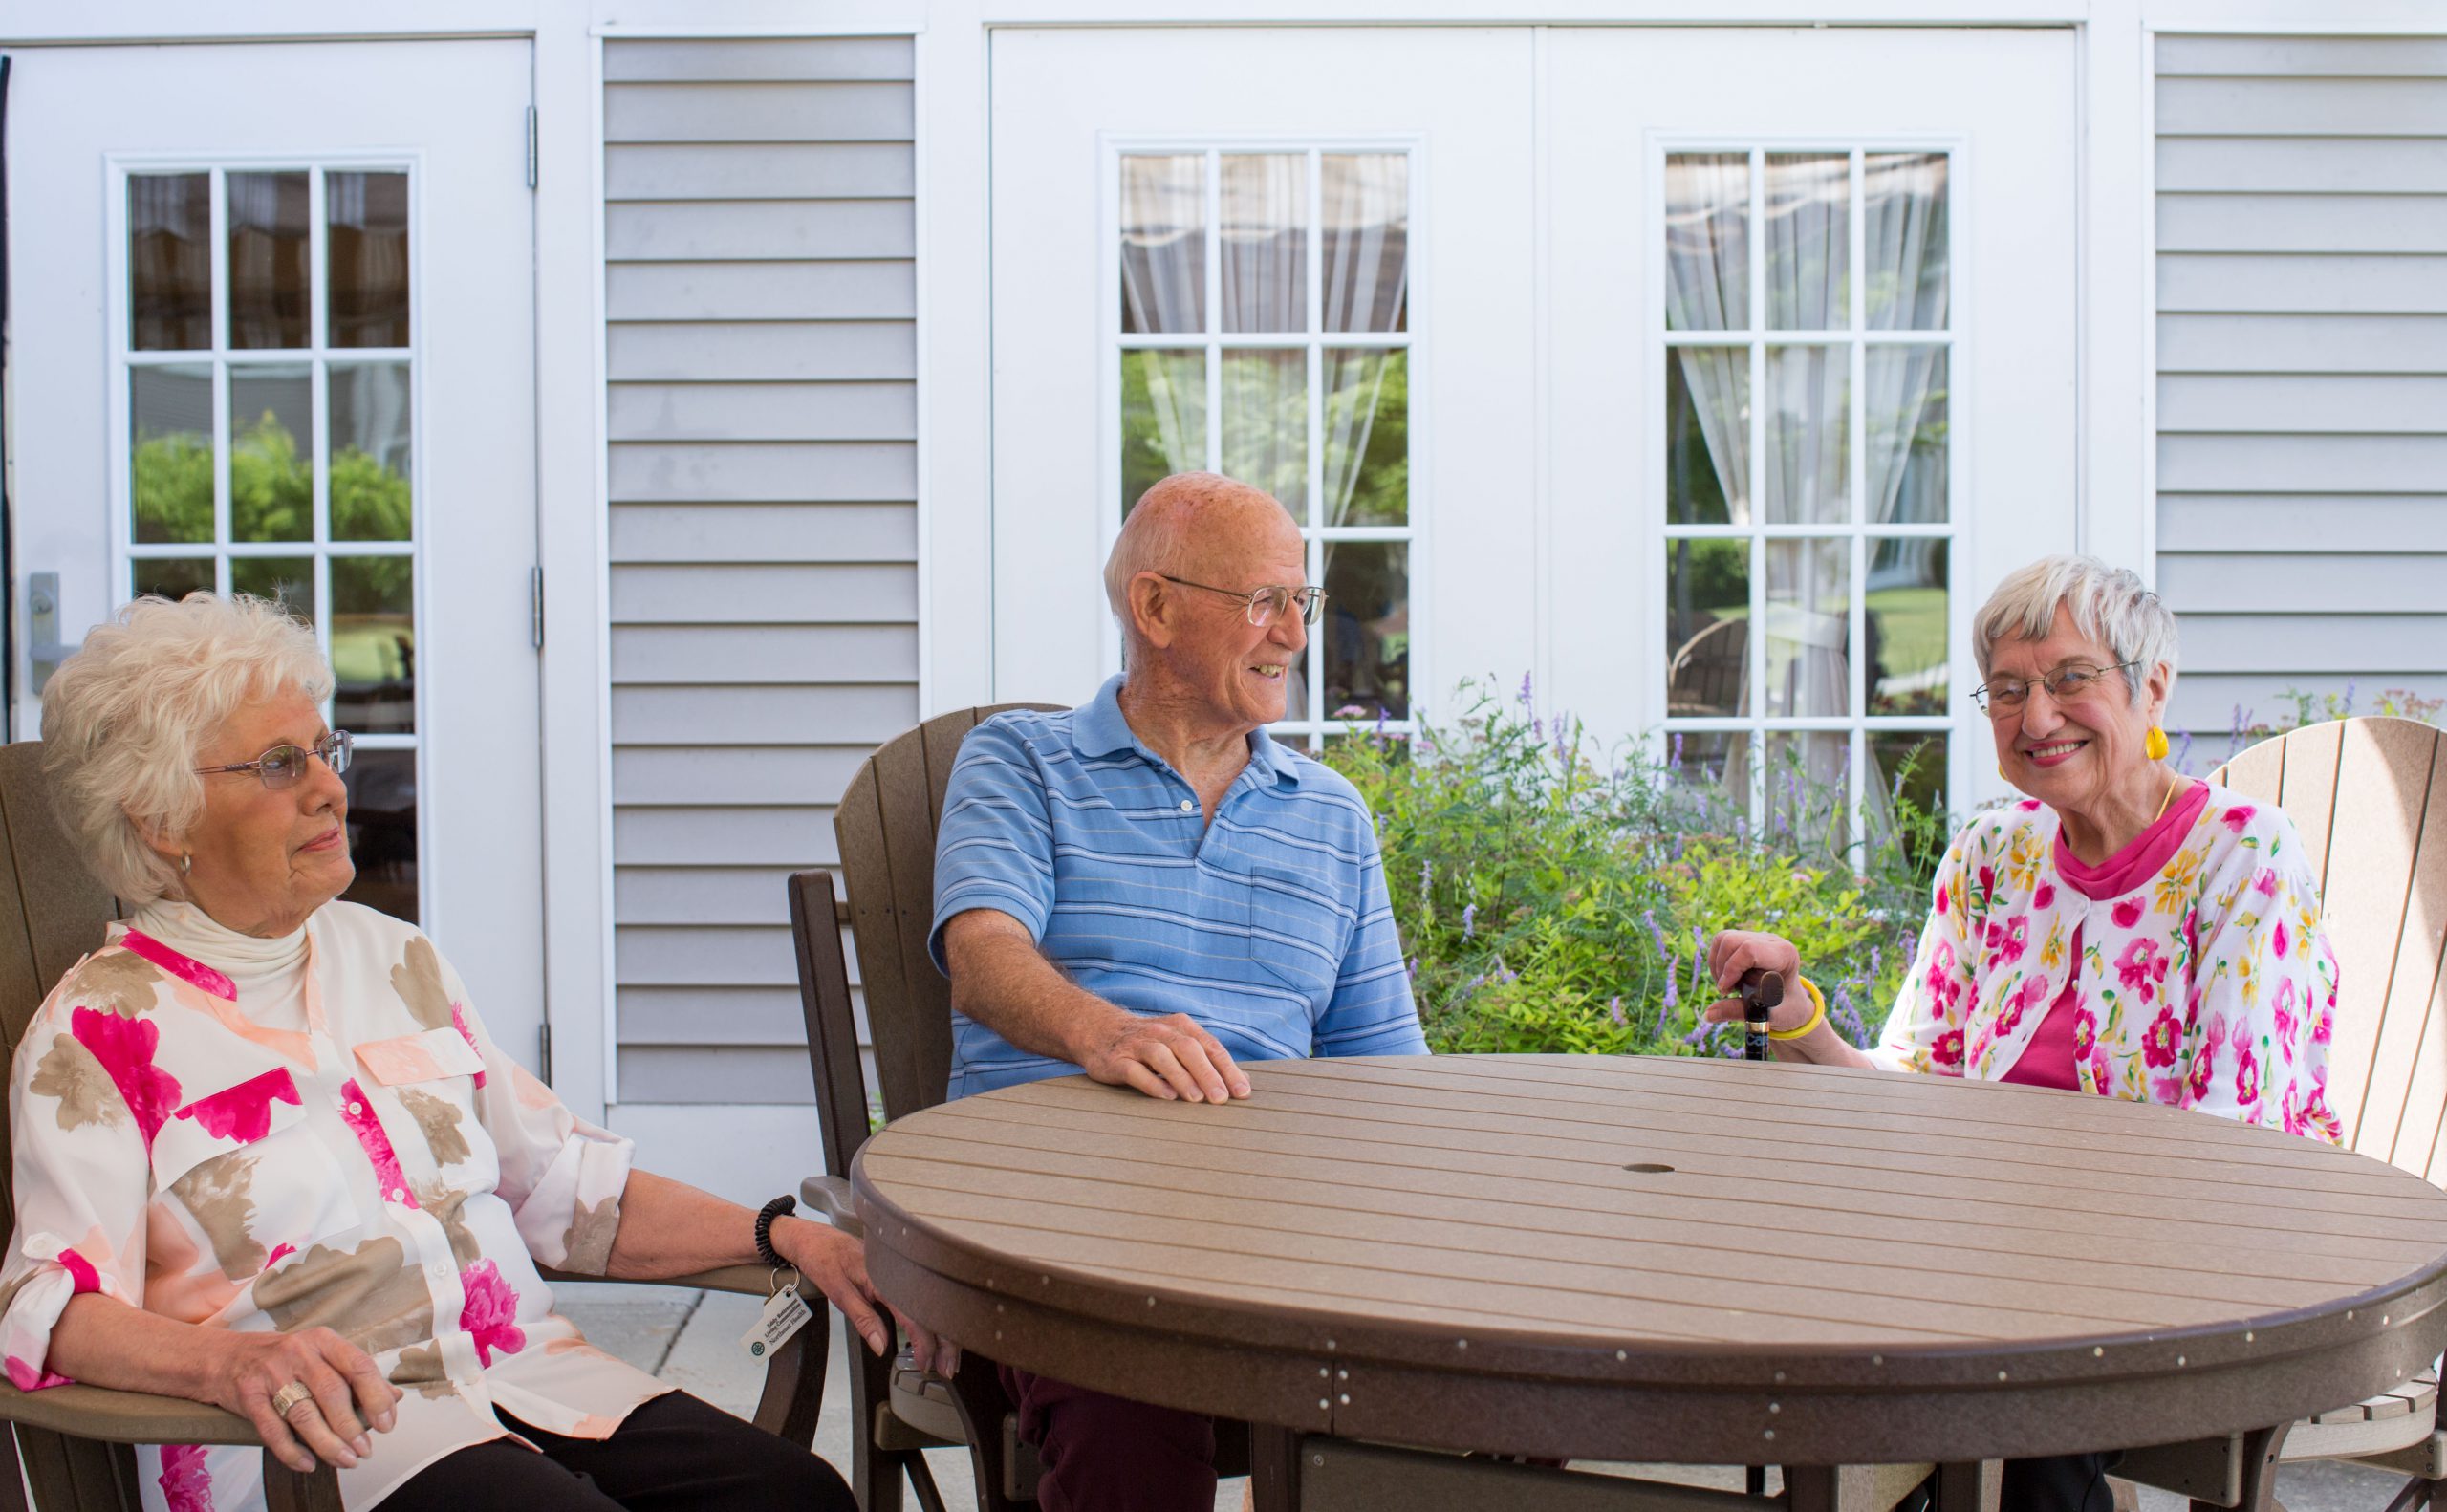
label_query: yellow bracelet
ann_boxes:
[1767,976,1828,1041]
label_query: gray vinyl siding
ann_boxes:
[2154,34,2447,754]
[605,36,916,1105]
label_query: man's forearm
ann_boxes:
[950,928,1130,1065]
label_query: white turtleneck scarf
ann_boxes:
[126,898,312,1033]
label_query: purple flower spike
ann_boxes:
[1671,732,1684,767]
[2344,680,2359,717]
[1663,967,1679,1012]
[1607,996,1626,1027]
[1406,955,1419,980]
[1519,670,1534,706]
[1461,903,1477,939]
[1672,832,1687,862]
[1643,909,1670,957]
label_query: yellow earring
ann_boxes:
[2145,726,2170,762]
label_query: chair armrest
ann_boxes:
[0,1380,260,1446]
[801,1174,863,1240]
[539,1264,806,1298]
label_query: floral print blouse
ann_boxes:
[1873,784,2344,1141]
[0,901,667,1511]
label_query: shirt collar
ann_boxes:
[1077,675,1304,790]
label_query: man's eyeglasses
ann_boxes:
[1971,661,2141,716]
[194,731,354,790]
[1157,575,1328,628]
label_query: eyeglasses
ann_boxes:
[1971,661,2141,715]
[1157,575,1328,628]
[194,730,354,789]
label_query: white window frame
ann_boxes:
[1646,133,1974,848]
[1098,132,1429,745]
[105,150,431,922]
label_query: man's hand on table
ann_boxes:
[1080,1008,1252,1104]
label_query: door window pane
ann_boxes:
[341,748,418,924]
[231,556,315,622]
[1120,155,1205,335]
[229,365,314,542]
[331,363,415,540]
[1666,349,1747,526]
[129,174,212,352]
[1868,348,1947,524]
[1120,350,1206,514]
[227,171,311,350]
[333,557,415,734]
[1765,538,1850,719]
[1765,345,1848,525]
[1222,155,1304,335]
[1221,351,1306,519]
[1866,154,1949,331]
[1665,154,1748,332]
[1322,541,1407,720]
[131,365,215,544]
[1765,154,1848,330]
[1322,154,1407,333]
[328,171,410,349]
[1666,539,1748,719]
[1765,730,1850,847]
[133,557,214,603]
[1868,537,1947,716]
[1323,350,1406,528]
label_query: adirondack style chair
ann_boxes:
[2115,716,2447,1510]
[0,741,827,1512]
[790,703,1261,1512]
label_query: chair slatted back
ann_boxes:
[2211,717,2447,1178]
[0,743,131,1511]
[833,705,1065,1127]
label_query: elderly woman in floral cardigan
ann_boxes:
[1,594,882,1512]
[1708,553,2341,1512]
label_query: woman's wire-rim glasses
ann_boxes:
[193,731,355,789]
[1971,660,2142,716]
[1156,574,1329,627]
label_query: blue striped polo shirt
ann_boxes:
[928,676,1427,1098]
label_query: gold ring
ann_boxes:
[270,1381,314,1419]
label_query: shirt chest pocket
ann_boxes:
[153,1070,359,1272]
[1244,863,1350,1002]
[355,1029,490,1181]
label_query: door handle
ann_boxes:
[28,572,70,694]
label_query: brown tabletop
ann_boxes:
[852,1054,2447,1464]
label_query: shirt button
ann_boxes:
[348,1101,365,1115]
[1180,800,1195,813]
[389,1188,408,1203]
[430,1263,450,1281]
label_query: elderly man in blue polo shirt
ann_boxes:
[927,470,1426,1509]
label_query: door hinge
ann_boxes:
[538,1022,552,1081]
[531,566,545,651]
[525,106,539,190]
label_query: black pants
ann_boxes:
[381,1391,855,1512]
[1898,1455,2117,1512]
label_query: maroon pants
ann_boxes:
[1000,1365,1217,1512]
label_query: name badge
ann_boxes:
[741,1276,813,1360]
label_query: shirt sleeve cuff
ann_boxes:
[928,882,1053,975]
[511,1116,637,1274]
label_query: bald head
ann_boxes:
[1103,472,1301,625]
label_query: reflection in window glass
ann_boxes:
[1221,351,1306,518]
[1120,156,1205,335]
[1666,350,1745,526]
[231,557,315,623]
[1765,539,1850,719]
[227,171,311,350]
[1119,350,1206,515]
[341,748,418,924]
[134,557,214,604]
[331,363,414,540]
[1868,348,1946,524]
[230,365,314,543]
[1322,541,1408,720]
[1765,154,1848,330]
[1322,154,1408,334]
[1221,155,1305,334]
[333,557,415,734]
[1866,153,1949,332]
[1765,346,1848,525]
[1323,351,1407,528]
[1665,539,1748,720]
[1766,730,1850,850]
[1868,538,1948,716]
[129,174,212,352]
[131,365,215,545]
[1665,154,1748,333]
[328,171,410,349]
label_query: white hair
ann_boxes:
[41,594,333,903]
[1973,554,2179,708]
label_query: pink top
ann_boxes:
[2001,780,2215,1090]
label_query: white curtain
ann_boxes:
[1863,153,1950,527]
[1222,155,1303,334]
[1320,155,1409,526]
[1663,155,1751,523]
[1120,155,1204,335]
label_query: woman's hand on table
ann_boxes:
[1700,930,1815,1032]
[211,1325,399,1474]
[771,1216,960,1377]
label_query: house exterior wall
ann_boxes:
[2152,32,2447,752]
[601,35,918,1109]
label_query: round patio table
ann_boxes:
[851,1054,2447,1467]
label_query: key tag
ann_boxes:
[741,1265,813,1360]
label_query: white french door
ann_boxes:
[988,25,2077,826]
[7,40,547,1065]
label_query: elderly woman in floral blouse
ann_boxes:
[2,594,883,1512]
[1707,554,2341,1512]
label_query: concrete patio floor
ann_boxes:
[557,1282,2413,1512]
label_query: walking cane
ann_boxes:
[1739,968,1783,1062]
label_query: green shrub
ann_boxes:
[1320,679,1946,1059]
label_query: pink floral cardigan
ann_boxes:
[1873,785,2344,1142]
[0,902,666,1511]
